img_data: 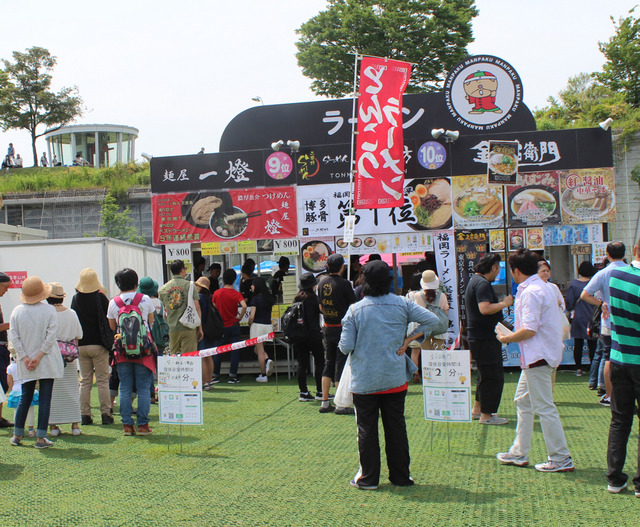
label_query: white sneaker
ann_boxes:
[256,375,268,383]
[607,481,627,493]
[496,452,529,466]
[72,427,82,436]
[535,457,574,472]
[50,427,61,437]
[265,359,274,376]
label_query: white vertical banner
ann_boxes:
[433,229,459,347]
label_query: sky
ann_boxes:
[0,0,636,166]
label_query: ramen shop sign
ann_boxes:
[487,140,519,184]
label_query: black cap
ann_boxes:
[299,272,317,290]
[0,271,10,283]
[363,260,390,284]
[327,253,344,267]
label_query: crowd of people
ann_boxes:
[1,240,640,497]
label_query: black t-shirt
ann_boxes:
[317,274,356,325]
[240,275,255,302]
[271,269,288,299]
[71,291,110,346]
[249,294,273,325]
[464,273,503,340]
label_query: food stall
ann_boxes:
[150,55,614,368]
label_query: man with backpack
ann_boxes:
[211,269,247,384]
[158,260,203,355]
[317,254,356,414]
[465,253,513,425]
[107,268,156,436]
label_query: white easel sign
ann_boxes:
[158,356,203,425]
[422,349,472,423]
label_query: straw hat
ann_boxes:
[420,270,440,290]
[20,276,52,305]
[195,276,210,291]
[48,282,66,299]
[75,268,104,293]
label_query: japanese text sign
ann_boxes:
[355,56,411,209]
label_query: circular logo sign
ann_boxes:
[417,141,446,170]
[444,55,523,131]
[265,152,293,180]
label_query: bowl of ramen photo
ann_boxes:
[511,187,557,220]
[301,241,331,272]
[453,186,502,224]
[488,152,517,176]
[182,191,234,228]
[408,178,452,230]
[209,206,249,239]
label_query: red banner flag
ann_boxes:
[355,57,411,209]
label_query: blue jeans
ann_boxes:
[589,339,604,388]
[14,378,54,438]
[118,362,152,426]
[213,325,242,377]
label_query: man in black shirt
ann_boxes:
[465,254,513,425]
[207,263,221,293]
[318,254,356,413]
[270,256,290,302]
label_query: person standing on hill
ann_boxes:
[317,254,356,414]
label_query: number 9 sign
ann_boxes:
[265,152,293,180]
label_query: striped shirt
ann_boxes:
[609,263,640,366]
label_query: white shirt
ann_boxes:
[515,274,565,369]
[107,292,154,330]
[55,307,83,342]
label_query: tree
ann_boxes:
[535,75,640,143]
[295,0,478,98]
[92,193,146,245]
[0,47,83,166]
[596,9,640,108]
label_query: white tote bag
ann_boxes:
[179,281,201,329]
[334,354,353,408]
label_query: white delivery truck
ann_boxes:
[0,237,163,314]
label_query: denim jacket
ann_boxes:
[339,294,439,395]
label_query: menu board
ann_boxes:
[451,175,504,230]
[487,140,519,184]
[152,186,297,244]
[455,231,488,327]
[559,168,616,224]
[506,171,562,227]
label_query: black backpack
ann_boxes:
[281,301,309,344]
[587,303,602,339]
[203,301,225,341]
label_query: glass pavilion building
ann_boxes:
[44,124,139,166]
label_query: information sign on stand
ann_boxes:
[422,349,471,422]
[158,356,203,425]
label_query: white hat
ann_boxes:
[420,270,440,290]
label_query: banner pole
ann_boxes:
[273,339,279,393]
[347,51,360,282]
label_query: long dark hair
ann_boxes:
[252,277,274,309]
[294,289,315,302]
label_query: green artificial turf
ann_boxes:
[0,369,637,526]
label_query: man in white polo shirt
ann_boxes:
[495,249,574,473]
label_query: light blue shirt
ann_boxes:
[584,260,626,330]
[339,293,439,395]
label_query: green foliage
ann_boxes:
[0,162,150,194]
[0,46,83,166]
[534,73,640,144]
[92,192,146,245]
[596,8,640,108]
[295,0,478,98]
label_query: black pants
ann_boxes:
[573,338,597,367]
[322,326,347,381]
[469,339,504,415]
[294,336,324,394]
[352,390,411,487]
[607,362,640,490]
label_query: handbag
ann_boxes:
[333,354,353,408]
[179,281,201,329]
[58,340,79,363]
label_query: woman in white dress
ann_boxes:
[9,277,64,448]
[47,282,83,436]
